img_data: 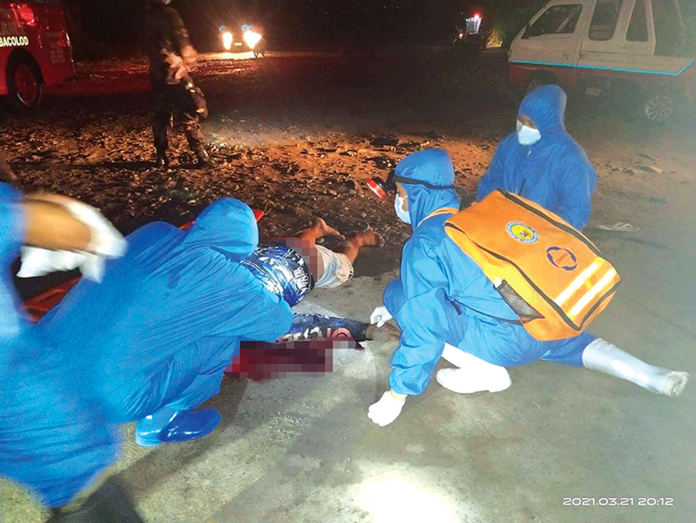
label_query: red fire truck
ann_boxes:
[0,0,74,110]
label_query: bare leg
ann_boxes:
[271,218,381,281]
[334,229,383,264]
[295,217,344,244]
[269,218,344,280]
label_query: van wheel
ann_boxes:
[643,92,674,124]
[6,57,43,111]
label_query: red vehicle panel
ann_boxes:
[0,1,74,104]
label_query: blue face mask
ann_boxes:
[516,119,541,146]
[394,195,411,224]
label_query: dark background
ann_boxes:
[64,0,696,58]
[65,0,548,57]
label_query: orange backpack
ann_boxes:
[434,190,620,341]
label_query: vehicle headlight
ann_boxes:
[243,30,262,49]
[222,31,233,51]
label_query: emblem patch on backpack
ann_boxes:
[546,247,578,271]
[506,222,538,244]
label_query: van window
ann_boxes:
[626,0,648,42]
[653,0,686,56]
[589,0,622,41]
[524,4,583,38]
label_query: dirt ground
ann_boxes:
[1,49,695,523]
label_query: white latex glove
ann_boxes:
[368,391,406,427]
[370,305,393,328]
[63,201,127,258]
[17,201,127,282]
[18,248,88,277]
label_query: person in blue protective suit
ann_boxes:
[367,149,688,427]
[477,85,597,230]
[0,182,143,522]
[38,198,293,447]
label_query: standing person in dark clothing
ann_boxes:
[144,0,214,169]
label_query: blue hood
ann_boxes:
[37,196,293,425]
[518,85,566,135]
[477,84,596,229]
[395,149,460,228]
[181,198,258,261]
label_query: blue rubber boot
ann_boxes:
[135,406,178,447]
[158,408,221,444]
[135,407,221,447]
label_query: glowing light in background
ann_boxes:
[243,30,262,49]
[466,15,482,35]
[222,31,233,51]
[358,474,460,523]
[487,27,504,48]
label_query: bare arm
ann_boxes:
[23,195,92,251]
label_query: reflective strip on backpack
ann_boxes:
[568,267,618,320]
[554,259,605,307]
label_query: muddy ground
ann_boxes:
[1,48,696,523]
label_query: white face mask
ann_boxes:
[516,119,541,146]
[394,195,411,224]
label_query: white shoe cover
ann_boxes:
[442,343,494,368]
[436,367,512,394]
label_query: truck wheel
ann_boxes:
[515,73,553,101]
[642,92,674,124]
[6,57,43,111]
[525,74,551,94]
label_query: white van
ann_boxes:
[507,0,695,123]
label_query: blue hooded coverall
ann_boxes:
[38,198,293,423]
[477,85,597,230]
[0,183,118,508]
[384,150,595,396]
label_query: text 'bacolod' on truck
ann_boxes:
[1,0,75,111]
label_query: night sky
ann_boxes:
[68,0,548,51]
[68,0,695,53]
